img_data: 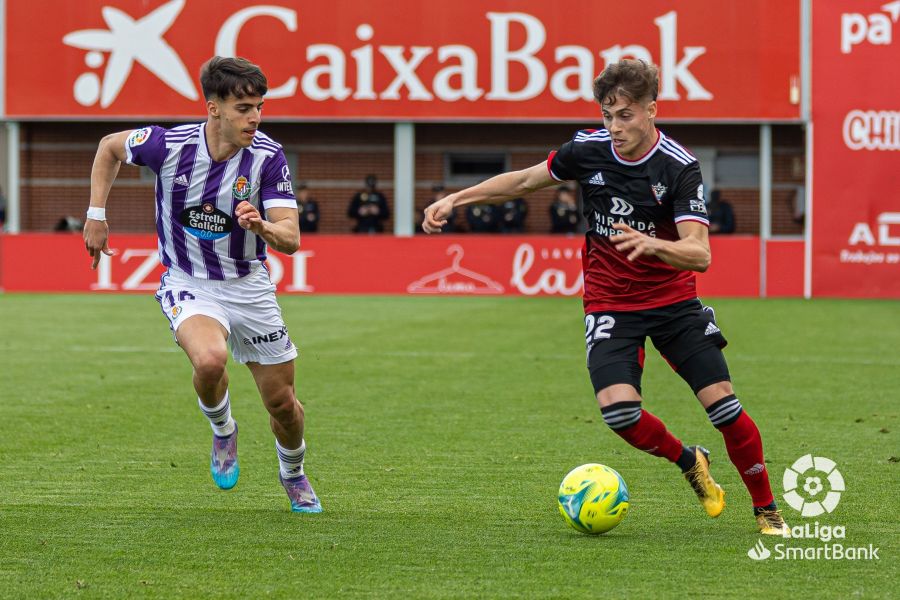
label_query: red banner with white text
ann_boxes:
[811,1,900,297]
[0,234,800,298]
[4,0,799,121]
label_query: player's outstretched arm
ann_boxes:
[612,220,711,272]
[235,204,300,254]
[422,162,556,233]
[84,130,131,269]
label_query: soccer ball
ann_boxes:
[557,463,630,534]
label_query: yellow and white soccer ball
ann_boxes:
[557,463,630,534]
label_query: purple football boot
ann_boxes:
[210,423,239,490]
[280,474,322,513]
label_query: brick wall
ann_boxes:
[17,122,806,236]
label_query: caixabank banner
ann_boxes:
[811,1,900,297]
[4,0,799,120]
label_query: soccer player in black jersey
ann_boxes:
[423,59,788,536]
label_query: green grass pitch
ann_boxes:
[0,294,897,598]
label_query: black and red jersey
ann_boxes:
[548,128,710,313]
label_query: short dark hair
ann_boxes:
[593,59,658,107]
[200,56,268,101]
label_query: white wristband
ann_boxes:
[86,207,106,221]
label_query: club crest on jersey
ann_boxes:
[232,175,252,200]
[651,183,667,203]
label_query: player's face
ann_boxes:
[211,94,264,148]
[601,96,657,159]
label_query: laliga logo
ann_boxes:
[783,454,844,517]
[841,1,900,54]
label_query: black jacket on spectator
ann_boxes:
[348,190,389,233]
[499,198,528,233]
[466,205,499,233]
[707,192,736,234]
[298,199,319,233]
[550,200,579,233]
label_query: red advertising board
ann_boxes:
[811,1,900,297]
[4,0,799,121]
[0,234,796,298]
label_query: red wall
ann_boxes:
[0,233,802,297]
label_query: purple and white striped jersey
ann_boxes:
[125,123,297,280]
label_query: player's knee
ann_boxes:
[192,349,228,384]
[600,401,642,431]
[265,389,301,423]
[705,394,743,428]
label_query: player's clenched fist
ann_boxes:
[235,201,262,232]
[422,196,455,234]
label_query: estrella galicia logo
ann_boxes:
[232,175,252,200]
[178,202,232,240]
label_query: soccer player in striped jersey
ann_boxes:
[423,59,788,536]
[83,56,321,513]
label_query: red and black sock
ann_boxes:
[706,395,775,508]
[601,401,688,465]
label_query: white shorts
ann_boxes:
[155,267,298,365]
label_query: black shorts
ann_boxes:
[585,298,730,395]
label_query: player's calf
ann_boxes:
[601,400,726,516]
[600,401,695,468]
[705,394,780,518]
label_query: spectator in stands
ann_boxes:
[54,215,84,232]
[499,198,528,233]
[706,190,735,234]
[791,185,806,226]
[347,174,389,233]
[466,204,499,233]
[550,184,580,234]
[295,182,319,233]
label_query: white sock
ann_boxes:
[198,391,235,437]
[276,439,306,479]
